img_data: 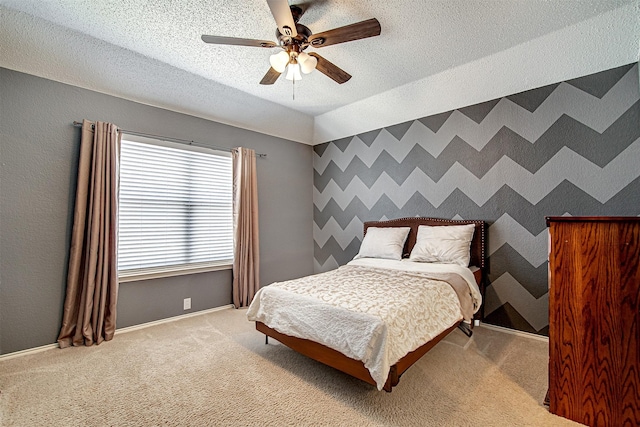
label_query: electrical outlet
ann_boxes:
[183,298,191,310]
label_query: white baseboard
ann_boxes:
[478,322,549,343]
[0,343,60,361]
[0,305,234,361]
[115,304,234,335]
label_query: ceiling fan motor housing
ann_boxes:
[276,23,312,48]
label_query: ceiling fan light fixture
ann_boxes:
[269,51,290,73]
[300,54,317,74]
[285,62,302,81]
[297,51,310,63]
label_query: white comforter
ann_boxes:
[246,259,481,390]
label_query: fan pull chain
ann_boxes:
[292,77,295,101]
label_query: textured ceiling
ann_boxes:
[1,0,638,144]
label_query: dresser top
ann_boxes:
[546,216,640,226]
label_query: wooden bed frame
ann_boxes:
[255,217,488,392]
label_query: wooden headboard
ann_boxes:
[363,217,487,270]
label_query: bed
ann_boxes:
[247,217,487,392]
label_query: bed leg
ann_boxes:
[265,335,269,345]
[458,322,473,337]
[383,366,399,392]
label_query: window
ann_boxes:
[118,136,233,281]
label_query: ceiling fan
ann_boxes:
[201,0,381,85]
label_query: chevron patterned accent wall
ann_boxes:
[313,63,640,335]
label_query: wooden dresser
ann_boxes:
[546,216,640,426]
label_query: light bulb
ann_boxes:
[285,63,302,81]
[300,55,317,74]
[269,51,289,73]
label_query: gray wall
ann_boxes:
[0,68,314,355]
[312,63,640,335]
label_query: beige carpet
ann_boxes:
[0,308,581,426]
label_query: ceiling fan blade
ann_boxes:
[308,18,381,48]
[266,0,298,38]
[260,67,282,85]
[308,53,351,84]
[201,35,277,48]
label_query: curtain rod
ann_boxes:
[72,121,266,158]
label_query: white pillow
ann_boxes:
[354,227,411,260]
[409,224,475,266]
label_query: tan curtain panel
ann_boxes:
[232,147,260,308]
[58,120,120,348]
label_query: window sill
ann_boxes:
[118,261,233,283]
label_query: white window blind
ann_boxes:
[118,137,233,279]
